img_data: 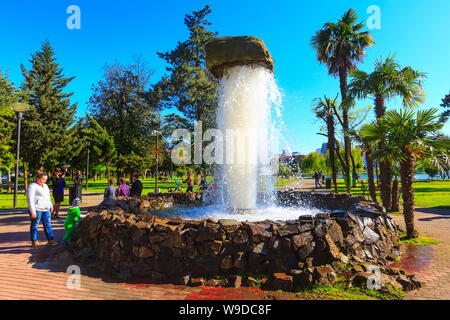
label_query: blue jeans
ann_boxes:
[315,179,322,188]
[30,210,54,242]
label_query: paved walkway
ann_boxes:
[391,207,450,300]
[0,206,205,299]
[1,185,449,300]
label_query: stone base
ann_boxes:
[72,192,419,292]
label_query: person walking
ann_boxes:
[313,171,322,189]
[74,170,83,185]
[27,172,57,247]
[51,168,65,218]
[116,178,130,197]
[183,172,194,192]
[130,173,143,197]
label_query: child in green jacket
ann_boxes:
[61,197,81,246]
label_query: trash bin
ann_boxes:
[343,174,353,189]
[325,178,332,189]
[69,184,82,205]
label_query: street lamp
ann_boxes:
[86,141,90,191]
[152,130,162,194]
[10,102,30,209]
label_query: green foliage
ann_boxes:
[360,108,450,171]
[301,152,326,174]
[0,72,17,171]
[20,41,77,172]
[311,8,374,83]
[295,280,404,300]
[349,54,426,111]
[156,5,217,127]
[88,58,158,162]
[116,153,152,178]
[422,159,439,179]
[278,163,292,178]
[82,114,116,178]
[397,229,439,245]
[439,91,450,123]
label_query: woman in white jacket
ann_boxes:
[27,172,57,247]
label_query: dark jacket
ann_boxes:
[74,173,83,184]
[130,179,143,197]
[51,174,64,194]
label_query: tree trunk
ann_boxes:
[349,148,358,187]
[375,162,380,187]
[327,114,338,193]
[7,169,12,193]
[338,68,351,194]
[379,160,392,210]
[24,162,28,194]
[365,149,377,203]
[375,93,392,210]
[400,147,418,238]
[106,162,110,181]
[333,139,348,175]
[391,178,400,212]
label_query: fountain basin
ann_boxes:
[71,192,418,291]
[205,36,274,78]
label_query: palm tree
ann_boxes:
[360,108,449,238]
[313,95,338,192]
[351,130,377,203]
[349,54,426,211]
[311,8,374,193]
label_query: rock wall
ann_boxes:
[72,192,421,291]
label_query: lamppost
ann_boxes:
[152,130,161,194]
[10,102,30,209]
[86,141,90,191]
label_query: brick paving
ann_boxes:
[0,205,204,300]
[391,207,450,300]
[1,187,449,300]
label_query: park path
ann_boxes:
[0,204,205,299]
[0,185,449,300]
[391,207,450,300]
[283,179,450,299]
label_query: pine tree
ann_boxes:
[156,5,218,127]
[0,72,18,191]
[20,41,77,172]
[439,91,450,123]
[82,114,116,180]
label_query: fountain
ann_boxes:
[206,36,278,211]
[72,37,412,293]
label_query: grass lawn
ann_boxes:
[1,176,448,211]
[335,178,450,210]
[0,176,205,210]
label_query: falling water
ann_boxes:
[215,65,281,210]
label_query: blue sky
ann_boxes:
[1,0,449,154]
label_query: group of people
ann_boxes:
[49,168,83,219]
[100,173,143,206]
[26,169,213,247]
[27,168,84,247]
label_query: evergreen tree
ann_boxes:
[82,114,116,180]
[0,72,18,191]
[20,41,77,172]
[156,5,218,127]
[439,91,450,123]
